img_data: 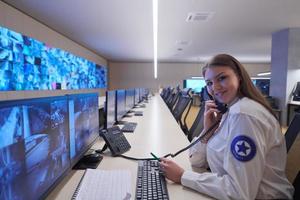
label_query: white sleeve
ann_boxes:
[188,133,209,168]
[182,114,267,200]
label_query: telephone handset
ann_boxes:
[100,126,131,156]
[214,99,228,114]
[201,86,228,114]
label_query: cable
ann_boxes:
[163,118,221,158]
[116,154,156,161]
[118,118,221,161]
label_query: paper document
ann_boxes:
[72,169,132,200]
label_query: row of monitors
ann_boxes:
[0,93,99,200]
[183,78,270,96]
[105,88,149,128]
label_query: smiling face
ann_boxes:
[204,66,240,104]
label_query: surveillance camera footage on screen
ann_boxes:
[0,25,107,91]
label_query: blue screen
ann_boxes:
[252,78,270,96]
[68,93,99,163]
[125,89,135,113]
[106,90,116,129]
[116,90,126,122]
[0,25,107,91]
[0,96,70,200]
[185,79,206,93]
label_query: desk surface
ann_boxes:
[46,94,212,200]
[289,100,300,106]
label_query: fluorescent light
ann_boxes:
[251,77,270,80]
[191,76,203,79]
[153,0,158,79]
[257,72,271,76]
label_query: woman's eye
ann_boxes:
[218,75,227,81]
[206,81,212,86]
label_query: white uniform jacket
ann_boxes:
[181,97,294,199]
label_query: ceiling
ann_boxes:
[3,0,300,63]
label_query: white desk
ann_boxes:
[46,94,212,200]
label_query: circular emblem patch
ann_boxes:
[231,135,256,162]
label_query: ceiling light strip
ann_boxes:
[153,0,158,79]
[257,71,271,76]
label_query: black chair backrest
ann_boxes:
[169,89,181,110]
[166,88,176,106]
[160,88,167,98]
[293,171,300,199]
[285,113,300,153]
[181,88,192,97]
[172,95,192,122]
[187,102,205,141]
[162,87,172,101]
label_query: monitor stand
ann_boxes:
[123,114,133,118]
[116,120,127,125]
[73,153,103,170]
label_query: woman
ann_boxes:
[160,54,294,199]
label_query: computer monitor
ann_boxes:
[0,96,70,199]
[68,93,99,165]
[98,107,105,131]
[139,88,148,101]
[183,79,206,93]
[105,90,116,129]
[251,78,270,96]
[116,89,126,122]
[134,88,140,105]
[125,89,135,112]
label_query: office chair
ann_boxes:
[161,87,168,100]
[284,113,300,199]
[172,94,192,124]
[166,88,176,107]
[168,87,181,110]
[185,102,205,141]
[163,87,173,102]
[293,171,300,199]
[285,113,300,153]
[160,87,166,98]
[181,88,192,97]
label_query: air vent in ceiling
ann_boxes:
[176,40,190,46]
[186,12,214,22]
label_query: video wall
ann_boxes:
[0,25,107,91]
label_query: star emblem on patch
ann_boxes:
[231,135,256,162]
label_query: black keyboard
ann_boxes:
[136,161,169,200]
[121,122,137,132]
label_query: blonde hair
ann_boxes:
[202,54,276,118]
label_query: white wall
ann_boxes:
[109,61,270,92]
[0,1,108,100]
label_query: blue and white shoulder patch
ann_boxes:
[230,135,256,162]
